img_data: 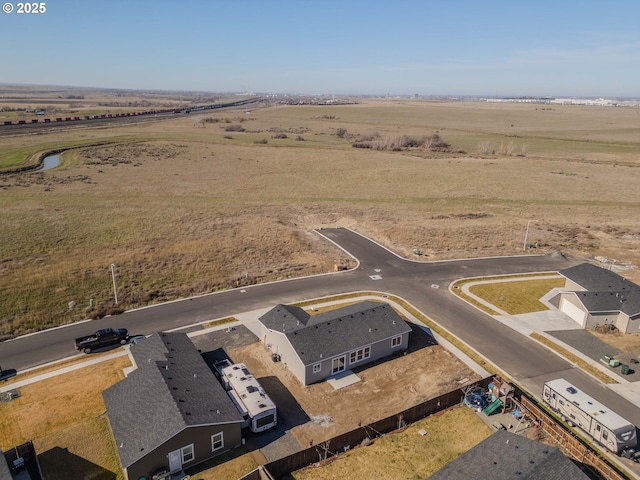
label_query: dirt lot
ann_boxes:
[192,319,482,459]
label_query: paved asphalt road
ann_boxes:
[2,227,639,430]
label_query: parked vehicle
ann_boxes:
[543,378,637,455]
[75,328,129,354]
[214,360,277,433]
[0,365,17,381]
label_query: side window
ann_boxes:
[212,432,224,452]
[181,444,194,463]
[312,363,321,374]
[603,430,608,440]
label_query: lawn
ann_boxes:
[467,276,567,315]
[0,355,131,479]
[290,405,491,480]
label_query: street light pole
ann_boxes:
[523,220,537,251]
[110,263,118,304]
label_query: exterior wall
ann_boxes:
[126,423,241,480]
[616,313,639,334]
[564,279,586,291]
[262,329,305,384]
[302,332,410,385]
[584,311,620,329]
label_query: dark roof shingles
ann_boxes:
[103,332,242,469]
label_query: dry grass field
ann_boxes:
[0,355,130,479]
[1,97,640,339]
[290,405,492,480]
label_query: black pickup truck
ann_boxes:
[75,328,129,353]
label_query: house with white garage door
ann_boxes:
[258,301,412,385]
[557,263,640,334]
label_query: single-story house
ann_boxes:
[557,263,640,334]
[428,430,590,480]
[258,301,412,385]
[103,332,244,480]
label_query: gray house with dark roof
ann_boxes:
[103,332,243,480]
[557,263,640,334]
[428,430,590,480]
[259,301,412,385]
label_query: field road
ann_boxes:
[2,227,640,432]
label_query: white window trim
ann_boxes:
[349,345,371,365]
[312,362,322,373]
[391,335,402,347]
[211,432,224,452]
[181,443,195,463]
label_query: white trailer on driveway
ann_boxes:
[542,378,637,455]
[217,362,277,433]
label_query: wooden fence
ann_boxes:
[513,385,633,480]
[263,377,493,479]
[261,377,636,480]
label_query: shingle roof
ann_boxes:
[428,430,590,480]
[561,263,640,316]
[260,301,412,365]
[103,332,242,469]
[259,304,311,332]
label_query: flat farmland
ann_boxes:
[1,100,639,339]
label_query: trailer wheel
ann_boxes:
[561,415,567,423]
[120,339,127,345]
[83,347,91,354]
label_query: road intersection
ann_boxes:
[2,227,639,430]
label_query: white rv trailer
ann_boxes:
[542,378,637,454]
[218,362,277,433]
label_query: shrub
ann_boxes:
[336,128,348,138]
[224,124,245,132]
[254,138,268,144]
[272,133,288,139]
[295,135,305,141]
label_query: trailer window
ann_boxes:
[596,425,601,432]
[603,430,608,440]
[559,399,564,406]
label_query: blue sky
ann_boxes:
[1,1,639,96]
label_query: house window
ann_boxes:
[181,444,194,463]
[211,432,224,452]
[332,356,346,374]
[313,363,321,374]
[349,346,371,364]
[391,336,402,348]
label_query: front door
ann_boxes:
[168,449,182,474]
[332,356,345,374]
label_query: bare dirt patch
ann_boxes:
[226,323,482,449]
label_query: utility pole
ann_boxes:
[110,263,118,304]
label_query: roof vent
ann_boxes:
[193,373,197,378]
[369,328,372,332]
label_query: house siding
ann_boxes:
[584,311,621,329]
[126,423,241,480]
[262,330,305,383]
[302,332,409,385]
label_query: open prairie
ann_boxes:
[1,99,639,339]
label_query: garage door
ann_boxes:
[560,297,586,326]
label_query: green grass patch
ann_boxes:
[468,277,566,315]
[450,273,562,315]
